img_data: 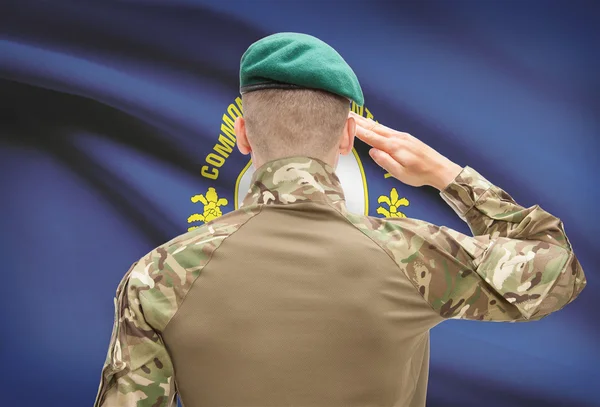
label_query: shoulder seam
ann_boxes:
[144,204,265,333]
[326,203,442,319]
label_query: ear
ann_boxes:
[339,116,356,156]
[235,117,252,155]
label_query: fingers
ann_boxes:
[349,111,394,138]
[355,124,393,151]
[349,111,414,141]
[369,148,406,179]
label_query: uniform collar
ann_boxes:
[240,155,347,212]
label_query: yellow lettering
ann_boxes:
[201,165,218,180]
[235,96,243,114]
[365,108,374,120]
[220,121,236,140]
[351,101,364,116]
[227,104,242,120]
[214,134,235,157]
[206,153,225,167]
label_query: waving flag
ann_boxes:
[0,1,597,406]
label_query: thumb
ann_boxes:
[369,148,406,179]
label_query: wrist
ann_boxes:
[430,161,462,191]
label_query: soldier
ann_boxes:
[94,33,586,407]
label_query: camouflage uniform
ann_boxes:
[94,156,586,407]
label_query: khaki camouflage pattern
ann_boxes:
[240,156,585,321]
[438,166,586,319]
[241,157,347,213]
[95,155,586,406]
[94,206,262,407]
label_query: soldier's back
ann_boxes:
[112,156,584,407]
[161,180,438,407]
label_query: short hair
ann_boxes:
[242,89,349,162]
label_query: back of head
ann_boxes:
[239,32,364,164]
[242,88,349,162]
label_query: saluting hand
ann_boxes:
[350,111,462,191]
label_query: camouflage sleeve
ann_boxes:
[94,261,177,407]
[391,166,586,322]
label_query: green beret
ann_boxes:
[240,32,364,106]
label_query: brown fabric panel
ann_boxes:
[163,202,440,407]
[408,335,431,407]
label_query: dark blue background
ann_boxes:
[0,1,598,406]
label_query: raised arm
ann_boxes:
[351,112,586,321]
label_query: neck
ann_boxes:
[251,150,338,170]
